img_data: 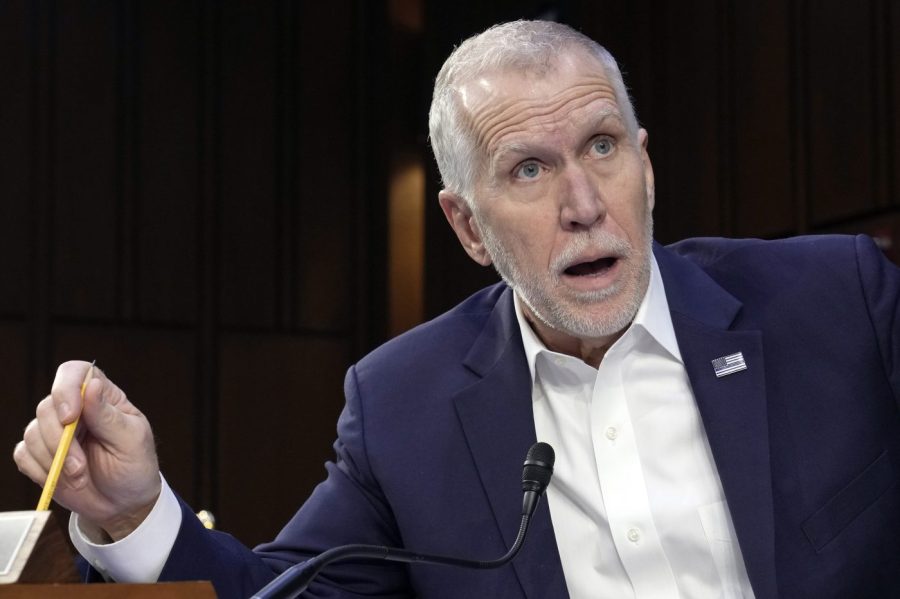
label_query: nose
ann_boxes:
[559,164,605,230]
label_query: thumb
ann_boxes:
[79,378,134,446]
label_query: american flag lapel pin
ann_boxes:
[711,352,747,378]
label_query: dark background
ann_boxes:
[0,0,896,547]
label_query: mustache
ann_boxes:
[551,229,634,273]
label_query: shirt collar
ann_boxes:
[514,254,683,383]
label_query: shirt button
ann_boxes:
[605,427,618,440]
[627,528,641,543]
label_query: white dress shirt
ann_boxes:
[70,474,181,582]
[520,256,754,598]
[73,257,754,596]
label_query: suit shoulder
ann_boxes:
[354,282,508,375]
[665,234,863,272]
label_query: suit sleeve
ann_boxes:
[854,234,900,408]
[157,365,414,598]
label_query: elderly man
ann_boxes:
[14,20,900,599]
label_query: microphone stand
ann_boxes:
[250,441,554,599]
[250,514,532,599]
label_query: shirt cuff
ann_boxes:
[69,473,183,583]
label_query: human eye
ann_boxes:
[513,161,543,181]
[588,135,615,158]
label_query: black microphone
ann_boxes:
[250,442,555,599]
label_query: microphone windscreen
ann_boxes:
[522,442,555,491]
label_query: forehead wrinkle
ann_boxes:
[470,78,611,137]
[473,82,619,159]
[499,104,621,151]
[484,96,619,164]
[477,88,606,153]
[486,108,620,183]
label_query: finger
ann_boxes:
[13,439,49,487]
[61,435,88,479]
[22,418,55,471]
[50,360,95,424]
[35,395,64,458]
[32,395,89,479]
[57,437,90,492]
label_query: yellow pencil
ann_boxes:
[36,360,95,511]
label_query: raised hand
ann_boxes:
[14,361,162,541]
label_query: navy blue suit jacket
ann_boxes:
[149,236,900,598]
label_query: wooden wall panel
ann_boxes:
[0,1,30,317]
[890,0,899,209]
[53,326,197,505]
[806,0,876,226]
[136,0,201,325]
[871,0,891,210]
[573,0,658,128]
[732,1,794,237]
[294,0,358,332]
[217,334,349,546]
[0,324,31,510]
[0,1,374,541]
[653,1,723,240]
[52,3,119,319]
[219,2,278,329]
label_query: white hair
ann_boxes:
[428,20,639,206]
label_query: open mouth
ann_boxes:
[563,256,618,277]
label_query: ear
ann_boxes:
[638,128,655,212]
[438,190,492,266]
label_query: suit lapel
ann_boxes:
[656,244,778,598]
[453,287,569,599]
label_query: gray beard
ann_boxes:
[477,217,653,340]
